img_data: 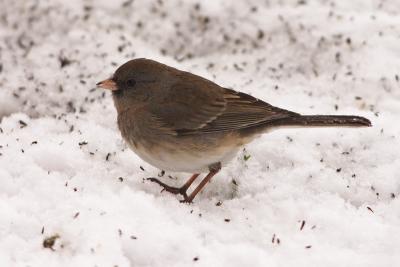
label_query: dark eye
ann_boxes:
[126,79,136,87]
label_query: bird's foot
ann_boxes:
[146,177,192,203]
[179,197,193,204]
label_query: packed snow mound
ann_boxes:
[0,0,399,266]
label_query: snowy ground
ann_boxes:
[1,0,400,266]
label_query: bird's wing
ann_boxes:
[149,78,299,135]
[190,88,300,134]
[148,76,227,132]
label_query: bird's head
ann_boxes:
[97,58,175,110]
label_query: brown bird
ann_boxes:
[97,58,371,203]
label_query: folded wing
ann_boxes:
[149,75,299,135]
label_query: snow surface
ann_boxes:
[0,0,399,266]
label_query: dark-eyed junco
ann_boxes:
[97,58,371,203]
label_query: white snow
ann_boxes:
[0,0,399,266]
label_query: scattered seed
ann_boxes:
[19,120,28,128]
[257,29,264,39]
[335,52,341,63]
[59,55,72,68]
[43,234,60,250]
[300,220,306,231]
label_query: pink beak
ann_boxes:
[96,79,118,91]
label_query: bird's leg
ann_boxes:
[182,162,221,203]
[147,173,200,198]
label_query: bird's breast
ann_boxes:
[118,117,246,172]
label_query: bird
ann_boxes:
[97,58,371,203]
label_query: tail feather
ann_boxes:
[268,115,372,128]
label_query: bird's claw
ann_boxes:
[179,198,193,204]
[146,177,192,203]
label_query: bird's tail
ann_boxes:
[268,115,371,128]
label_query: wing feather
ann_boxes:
[148,74,298,135]
[176,89,299,135]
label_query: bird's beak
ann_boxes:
[96,79,117,91]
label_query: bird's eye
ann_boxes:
[126,79,136,87]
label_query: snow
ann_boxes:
[0,0,399,266]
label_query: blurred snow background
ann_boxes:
[0,0,399,266]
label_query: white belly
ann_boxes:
[128,142,240,173]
